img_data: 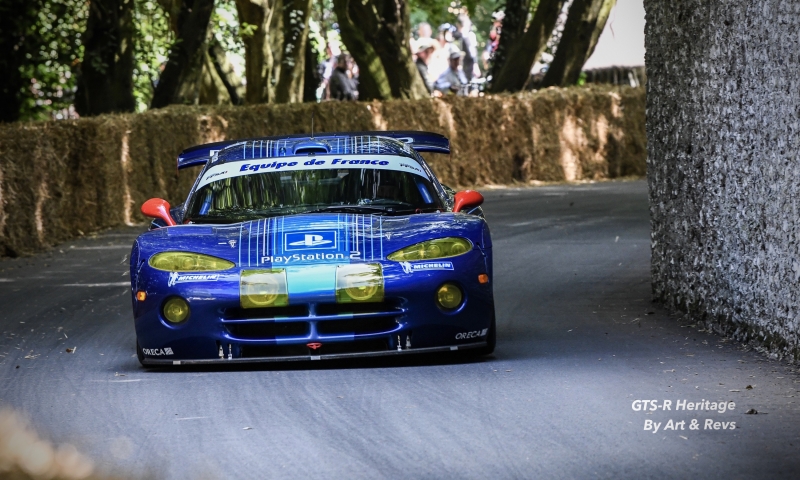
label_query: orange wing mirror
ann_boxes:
[453,190,484,213]
[141,198,176,226]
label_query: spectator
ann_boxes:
[329,54,358,101]
[454,14,480,79]
[319,44,340,100]
[415,37,436,95]
[434,49,468,96]
[483,11,504,71]
[428,23,455,83]
[411,22,433,55]
[418,22,433,41]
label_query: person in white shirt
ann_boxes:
[434,49,468,96]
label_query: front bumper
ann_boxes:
[133,251,494,362]
[142,340,487,366]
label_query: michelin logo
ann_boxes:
[400,261,454,274]
[168,272,220,287]
[142,347,173,356]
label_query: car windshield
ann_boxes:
[185,155,444,223]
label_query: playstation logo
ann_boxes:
[289,234,332,247]
[285,231,337,250]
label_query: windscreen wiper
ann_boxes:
[300,205,407,215]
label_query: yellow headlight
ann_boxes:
[163,297,190,323]
[240,269,289,308]
[149,252,234,272]
[336,264,384,303]
[387,237,472,262]
[436,283,463,310]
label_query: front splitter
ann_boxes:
[142,341,488,366]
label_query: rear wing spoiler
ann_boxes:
[177,131,450,170]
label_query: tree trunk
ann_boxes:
[273,0,312,103]
[486,0,531,86]
[156,0,181,31]
[302,37,320,103]
[235,0,277,104]
[334,0,427,100]
[541,0,616,88]
[75,0,136,116]
[209,37,246,105]
[371,0,427,99]
[0,0,41,122]
[151,0,216,108]
[488,0,566,94]
[199,51,232,104]
[333,0,392,101]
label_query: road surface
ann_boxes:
[2,180,799,479]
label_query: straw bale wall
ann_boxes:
[0,86,644,257]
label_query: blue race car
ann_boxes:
[131,131,494,365]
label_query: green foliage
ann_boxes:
[132,0,173,112]
[5,0,580,120]
[311,0,339,61]
[18,0,87,121]
[212,1,246,78]
[131,0,246,112]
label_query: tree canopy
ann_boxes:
[0,0,619,122]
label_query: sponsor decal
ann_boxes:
[400,261,454,274]
[285,231,337,250]
[142,347,173,356]
[218,239,238,248]
[261,252,352,264]
[197,154,429,189]
[203,170,228,182]
[307,342,322,350]
[455,328,488,340]
[399,162,423,174]
[168,272,220,287]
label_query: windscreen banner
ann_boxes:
[197,154,428,189]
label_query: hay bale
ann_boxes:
[0,86,645,257]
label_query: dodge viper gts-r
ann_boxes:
[131,131,494,365]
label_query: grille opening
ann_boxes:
[223,305,309,320]
[316,317,399,336]
[242,344,309,358]
[316,301,401,316]
[226,321,309,339]
[240,339,389,358]
[319,339,389,355]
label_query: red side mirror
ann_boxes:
[141,198,176,226]
[453,190,484,213]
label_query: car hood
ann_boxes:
[135,213,489,268]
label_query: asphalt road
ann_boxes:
[2,179,800,479]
